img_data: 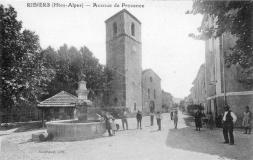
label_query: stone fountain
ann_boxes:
[46,80,106,141]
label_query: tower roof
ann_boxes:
[105,9,141,24]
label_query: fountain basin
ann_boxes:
[46,120,106,141]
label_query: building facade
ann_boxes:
[105,9,142,112]
[205,33,253,125]
[142,69,162,113]
[190,64,206,109]
[203,15,253,125]
[162,90,174,112]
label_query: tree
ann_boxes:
[42,45,113,104]
[187,0,253,68]
[0,5,54,117]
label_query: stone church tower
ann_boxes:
[105,9,142,112]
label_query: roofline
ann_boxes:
[37,104,76,107]
[105,9,141,24]
[192,64,205,84]
[142,68,161,80]
[38,90,77,104]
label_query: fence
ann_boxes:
[1,107,42,123]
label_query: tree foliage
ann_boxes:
[187,0,253,68]
[0,5,112,121]
[0,5,55,112]
[41,45,113,101]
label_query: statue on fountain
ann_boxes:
[76,74,92,122]
[76,74,100,122]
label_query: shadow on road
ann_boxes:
[1,121,42,133]
[14,122,42,133]
[166,117,253,160]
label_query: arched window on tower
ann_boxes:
[113,22,117,36]
[131,23,135,36]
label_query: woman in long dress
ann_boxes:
[105,112,113,136]
[195,109,204,131]
[242,106,252,134]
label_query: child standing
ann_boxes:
[111,118,117,135]
[242,106,252,134]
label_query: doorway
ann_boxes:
[149,101,155,113]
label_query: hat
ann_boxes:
[224,104,230,110]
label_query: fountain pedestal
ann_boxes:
[46,80,106,141]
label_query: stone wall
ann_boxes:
[215,94,253,127]
[105,10,142,112]
[125,35,142,112]
[162,91,173,112]
[191,64,206,108]
[142,69,162,113]
[205,32,253,126]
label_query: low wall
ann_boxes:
[207,94,253,127]
[46,120,106,141]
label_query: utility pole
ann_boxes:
[221,34,227,106]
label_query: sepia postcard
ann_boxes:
[0,0,252,160]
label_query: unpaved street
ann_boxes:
[1,112,252,160]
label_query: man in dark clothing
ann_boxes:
[222,105,237,145]
[170,111,173,120]
[104,112,112,136]
[194,109,204,131]
[136,110,142,129]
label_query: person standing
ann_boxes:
[150,111,155,126]
[207,112,214,130]
[121,109,128,130]
[222,105,237,145]
[136,110,142,129]
[242,106,252,134]
[173,110,178,129]
[194,108,204,131]
[170,111,173,120]
[111,118,117,135]
[105,112,113,136]
[156,111,162,131]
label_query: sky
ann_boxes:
[2,0,205,99]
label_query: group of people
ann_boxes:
[149,111,163,130]
[102,109,131,137]
[193,105,252,145]
[138,110,162,130]
[104,105,252,146]
[103,109,167,136]
[103,112,118,136]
